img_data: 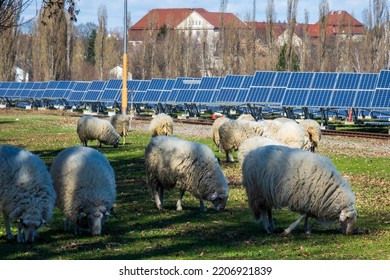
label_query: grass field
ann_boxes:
[0,109,389,260]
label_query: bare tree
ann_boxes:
[95,5,107,80]
[0,0,32,34]
[266,0,276,70]
[300,9,311,71]
[318,0,329,71]
[286,0,299,71]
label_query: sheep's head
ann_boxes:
[77,207,111,236]
[209,192,229,211]
[17,218,45,243]
[339,208,358,234]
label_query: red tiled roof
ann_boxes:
[130,8,247,30]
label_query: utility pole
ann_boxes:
[121,0,128,115]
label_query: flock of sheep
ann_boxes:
[0,112,357,243]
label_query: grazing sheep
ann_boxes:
[50,146,116,236]
[149,113,173,137]
[237,114,255,122]
[77,116,120,148]
[242,145,357,234]
[109,114,131,145]
[237,136,285,164]
[298,119,322,152]
[218,120,264,162]
[211,116,230,151]
[145,136,229,211]
[0,145,56,243]
[272,121,305,150]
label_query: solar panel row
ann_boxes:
[0,71,389,110]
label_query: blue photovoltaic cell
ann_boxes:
[241,76,254,88]
[163,79,175,90]
[287,72,314,89]
[8,82,22,89]
[143,90,163,102]
[267,87,286,104]
[273,72,291,87]
[127,80,141,91]
[359,73,378,90]
[371,89,390,108]
[329,90,357,108]
[105,79,122,89]
[217,88,239,102]
[148,78,166,90]
[137,80,151,91]
[354,90,375,108]
[100,89,119,101]
[83,91,101,101]
[235,89,250,103]
[252,71,277,87]
[73,82,90,91]
[56,81,71,89]
[132,90,146,103]
[245,87,271,103]
[335,73,361,89]
[157,90,171,103]
[173,77,200,89]
[47,81,59,89]
[306,89,332,107]
[311,72,338,89]
[221,75,245,89]
[68,91,85,101]
[166,89,180,103]
[282,89,309,106]
[0,82,11,89]
[193,89,215,103]
[89,81,107,91]
[175,89,196,103]
[376,70,390,88]
[199,77,221,89]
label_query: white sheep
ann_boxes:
[50,146,116,236]
[237,136,285,164]
[218,120,264,162]
[109,114,131,145]
[298,119,322,152]
[237,114,255,122]
[272,120,305,150]
[77,116,120,148]
[242,145,357,235]
[149,113,173,137]
[0,145,56,243]
[144,136,229,211]
[211,116,230,152]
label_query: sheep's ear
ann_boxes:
[340,210,347,221]
[209,192,218,201]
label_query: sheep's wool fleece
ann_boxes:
[242,145,356,221]
[219,120,263,151]
[0,145,55,222]
[211,116,229,146]
[50,146,116,223]
[237,136,285,164]
[77,116,119,145]
[149,113,173,136]
[109,114,130,136]
[145,136,228,200]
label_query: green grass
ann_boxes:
[0,110,389,260]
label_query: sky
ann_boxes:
[22,0,370,31]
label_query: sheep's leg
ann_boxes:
[199,199,206,211]
[176,191,185,211]
[303,215,311,234]
[267,209,276,232]
[64,218,71,232]
[82,139,88,146]
[17,222,24,243]
[226,150,235,163]
[261,211,273,234]
[153,186,164,210]
[284,213,307,234]
[3,213,13,240]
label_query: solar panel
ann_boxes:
[371,89,390,109]
[173,77,201,89]
[100,89,119,101]
[234,89,250,103]
[287,72,314,89]
[273,72,291,87]
[163,79,175,90]
[282,89,309,106]
[175,89,197,103]
[377,70,390,88]
[148,78,167,90]
[192,89,217,104]
[221,75,245,88]
[359,73,378,90]
[198,77,222,89]
[105,79,122,89]
[241,75,254,88]
[267,87,286,105]
[216,88,240,103]
[329,90,357,108]
[353,90,375,108]
[306,89,332,107]
[143,90,163,103]
[245,87,271,103]
[335,73,361,89]
[311,72,338,89]
[252,71,277,87]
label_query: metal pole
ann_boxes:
[121,0,128,115]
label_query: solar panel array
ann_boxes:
[1,70,389,110]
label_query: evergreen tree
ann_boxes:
[86,29,96,64]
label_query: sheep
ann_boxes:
[237,114,255,122]
[237,136,285,164]
[109,114,131,145]
[298,119,322,152]
[0,145,56,243]
[149,113,173,137]
[211,116,230,151]
[242,145,357,235]
[144,136,229,211]
[77,116,120,148]
[50,146,116,236]
[272,120,305,150]
[218,120,264,162]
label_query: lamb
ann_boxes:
[0,145,56,243]
[50,146,116,236]
[242,145,357,234]
[77,116,120,148]
[211,116,230,151]
[109,114,131,145]
[144,136,229,211]
[149,113,173,137]
[218,120,264,162]
[298,119,322,152]
[237,136,285,164]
